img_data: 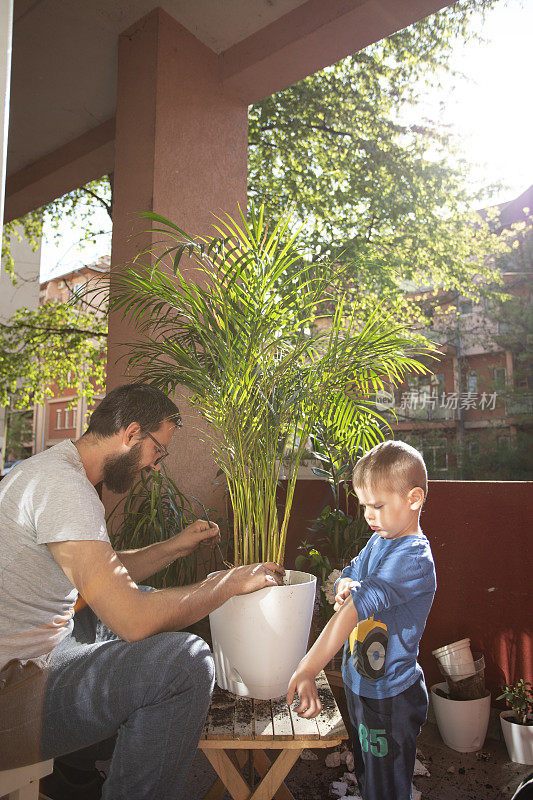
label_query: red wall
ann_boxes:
[283,480,533,696]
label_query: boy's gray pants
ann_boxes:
[41,592,215,800]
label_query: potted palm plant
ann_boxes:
[110,206,432,698]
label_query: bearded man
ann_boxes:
[0,383,282,800]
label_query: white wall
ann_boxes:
[0,230,41,321]
[0,0,12,232]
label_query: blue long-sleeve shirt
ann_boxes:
[336,531,436,699]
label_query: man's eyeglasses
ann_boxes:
[144,431,169,466]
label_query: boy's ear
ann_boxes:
[408,487,424,510]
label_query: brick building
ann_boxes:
[388,186,533,478]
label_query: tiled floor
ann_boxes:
[184,722,532,800]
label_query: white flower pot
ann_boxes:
[209,569,316,699]
[432,638,475,679]
[500,712,533,765]
[431,683,491,753]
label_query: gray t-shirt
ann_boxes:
[0,440,110,669]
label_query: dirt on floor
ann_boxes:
[185,720,531,800]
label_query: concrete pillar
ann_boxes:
[107,8,248,514]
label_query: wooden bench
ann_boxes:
[198,671,348,800]
[0,760,53,800]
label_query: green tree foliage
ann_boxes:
[0,301,107,409]
[1,179,111,409]
[2,177,112,282]
[4,408,33,460]
[248,0,509,321]
[1,0,515,413]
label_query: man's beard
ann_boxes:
[102,442,143,494]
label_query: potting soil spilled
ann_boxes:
[184,720,532,799]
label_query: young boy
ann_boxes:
[287,440,436,800]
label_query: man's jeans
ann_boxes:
[40,594,215,800]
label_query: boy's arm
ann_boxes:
[286,597,359,718]
[351,548,435,622]
[334,577,357,610]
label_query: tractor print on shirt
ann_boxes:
[344,616,389,681]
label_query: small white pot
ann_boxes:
[431,683,491,753]
[209,569,316,700]
[432,638,475,679]
[500,712,533,765]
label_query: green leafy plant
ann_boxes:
[109,206,434,567]
[295,543,332,587]
[295,543,336,621]
[311,505,369,567]
[498,680,533,726]
[306,425,370,568]
[107,466,218,588]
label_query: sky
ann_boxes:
[39,0,533,281]
[430,0,533,204]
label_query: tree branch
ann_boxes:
[79,186,112,218]
[258,121,353,138]
[0,322,107,337]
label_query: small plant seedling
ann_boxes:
[497,679,533,725]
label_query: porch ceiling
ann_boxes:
[8,0,452,209]
[9,0,307,175]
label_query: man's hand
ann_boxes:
[228,563,285,595]
[334,578,356,611]
[175,519,220,557]
[286,665,322,718]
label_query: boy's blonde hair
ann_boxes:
[352,440,428,498]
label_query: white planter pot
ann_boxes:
[432,638,475,679]
[500,712,533,765]
[431,683,491,753]
[209,569,316,700]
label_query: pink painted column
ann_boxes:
[108,9,248,515]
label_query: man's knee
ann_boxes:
[151,632,214,694]
[185,634,215,694]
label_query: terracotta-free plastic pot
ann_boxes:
[209,569,316,699]
[431,682,491,753]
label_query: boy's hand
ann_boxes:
[334,578,356,611]
[286,666,322,718]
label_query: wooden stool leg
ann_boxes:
[248,750,301,800]
[252,751,298,800]
[203,749,251,800]
[202,750,252,800]
[202,774,228,800]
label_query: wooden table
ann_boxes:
[198,671,348,800]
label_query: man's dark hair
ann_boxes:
[85,383,181,437]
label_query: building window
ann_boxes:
[497,435,510,450]
[459,300,473,315]
[497,320,511,335]
[423,444,448,472]
[466,372,477,393]
[469,440,480,457]
[433,373,446,394]
[70,281,85,304]
[493,367,506,388]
